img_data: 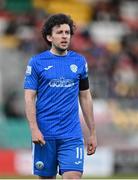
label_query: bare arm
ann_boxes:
[79,89,97,155]
[24,89,45,145]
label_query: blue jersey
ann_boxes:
[24,50,88,139]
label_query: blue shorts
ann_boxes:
[32,138,84,177]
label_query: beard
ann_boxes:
[53,43,70,53]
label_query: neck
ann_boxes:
[50,48,67,56]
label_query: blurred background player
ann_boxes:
[24,13,97,179]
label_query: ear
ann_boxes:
[47,35,52,42]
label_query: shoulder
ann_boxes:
[28,50,49,64]
[69,50,86,63]
[31,50,49,60]
[69,50,84,58]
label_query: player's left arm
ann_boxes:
[79,89,97,155]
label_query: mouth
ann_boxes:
[61,41,68,45]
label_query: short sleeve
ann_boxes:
[24,57,39,90]
[80,57,88,80]
[79,57,89,91]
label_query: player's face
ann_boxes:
[47,24,71,54]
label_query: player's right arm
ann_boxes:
[24,89,45,145]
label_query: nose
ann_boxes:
[62,32,67,38]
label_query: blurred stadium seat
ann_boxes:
[33,0,92,25]
[4,0,33,13]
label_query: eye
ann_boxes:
[66,31,70,34]
[57,30,62,34]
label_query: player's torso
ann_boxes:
[36,53,81,89]
[34,51,83,138]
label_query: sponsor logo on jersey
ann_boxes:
[49,77,74,87]
[70,64,78,73]
[26,65,32,75]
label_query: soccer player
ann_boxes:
[24,13,97,179]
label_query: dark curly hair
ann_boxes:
[42,13,76,46]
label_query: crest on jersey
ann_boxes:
[35,161,44,170]
[70,64,78,73]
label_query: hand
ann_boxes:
[87,134,97,155]
[31,128,45,146]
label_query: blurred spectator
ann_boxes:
[120,0,138,30]
[4,15,17,35]
[92,0,121,22]
[109,32,138,98]
[3,90,25,119]
[0,0,5,10]
[71,28,96,68]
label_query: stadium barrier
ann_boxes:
[0,147,114,176]
[1,147,138,177]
